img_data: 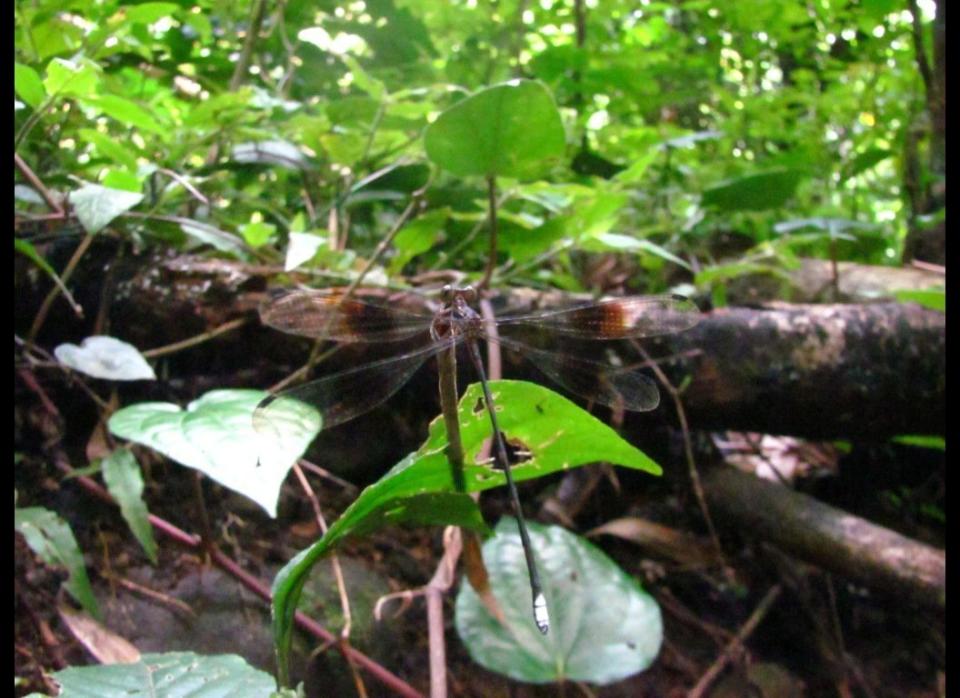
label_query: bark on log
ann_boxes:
[99,256,945,440]
[703,467,945,609]
[665,301,944,440]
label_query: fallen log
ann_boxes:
[703,467,945,609]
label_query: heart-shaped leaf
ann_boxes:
[456,518,663,684]
[270,380,662,681]
[108,390,321,517]
[424,79,565,180]
[54,336,156,381]
[70,184,143,234]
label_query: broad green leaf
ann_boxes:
[15,507,100,619]
[123,2,180,25]
[101,450,158,564]
[79,129,139,171]
[38,652,275,696]
[101,169,144,193]
[81,95,166,135]
[499,216,570,263]
[284,232,327,271]
[893,288,945,312]
[424,79,565,180]
[70,184,143,234]
[43,58,100,98]
[15,63,46,108]
[841,148,893,183]
[270,380,661,682]
[341,54,387,100]
[54,336,156,381]
[108,390,321,517]
[456,518,663,684]
[239,221,276,248]
[702,169,806,212]
[389,209,448,273]
[612,148,659,184]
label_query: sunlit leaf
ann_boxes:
[70,183,143,234]
[424,79,565,179]
[55,336,156,381]
[108,390,321,517]
[15,63,46,108]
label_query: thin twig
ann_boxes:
[26,231,93,345]
[142,318,249,358]
[291,462,366,698]
[687,584,783,698]
[51,454,425,698]
[479,176,499,290]
[15,153,64,214]
[291,464,352,639]
[632,342,730,577]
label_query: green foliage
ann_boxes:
[270,380,662,682]
[456,519,663,684]
[424,80,566,179]
[15,507,100,619]
[25,651,276,697]
[101,450,158,564]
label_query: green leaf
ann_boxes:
[456,518,663,684]
[893,288,945,312]
[15,239,71,297]
[101,169,144,193]
[841,148,893,183]
[179,220,248,257]
[702,169,806,212]
[101,450,158,564]
[269,380,661,681]
[239,220,277,248]
[15,63,46,109]
[123,2,181,25]
[891,435,945,450]
[340,55,387,100]
[424,79,565,179]
[78,129,140,171]
[43,57,100,98]
[81,94,166,136]
[15,507,100,619]
[54,336,156,381]
[70,184,143,234]
[41,652,275,696]
[389,209,448,273]
[108,390,321,518]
